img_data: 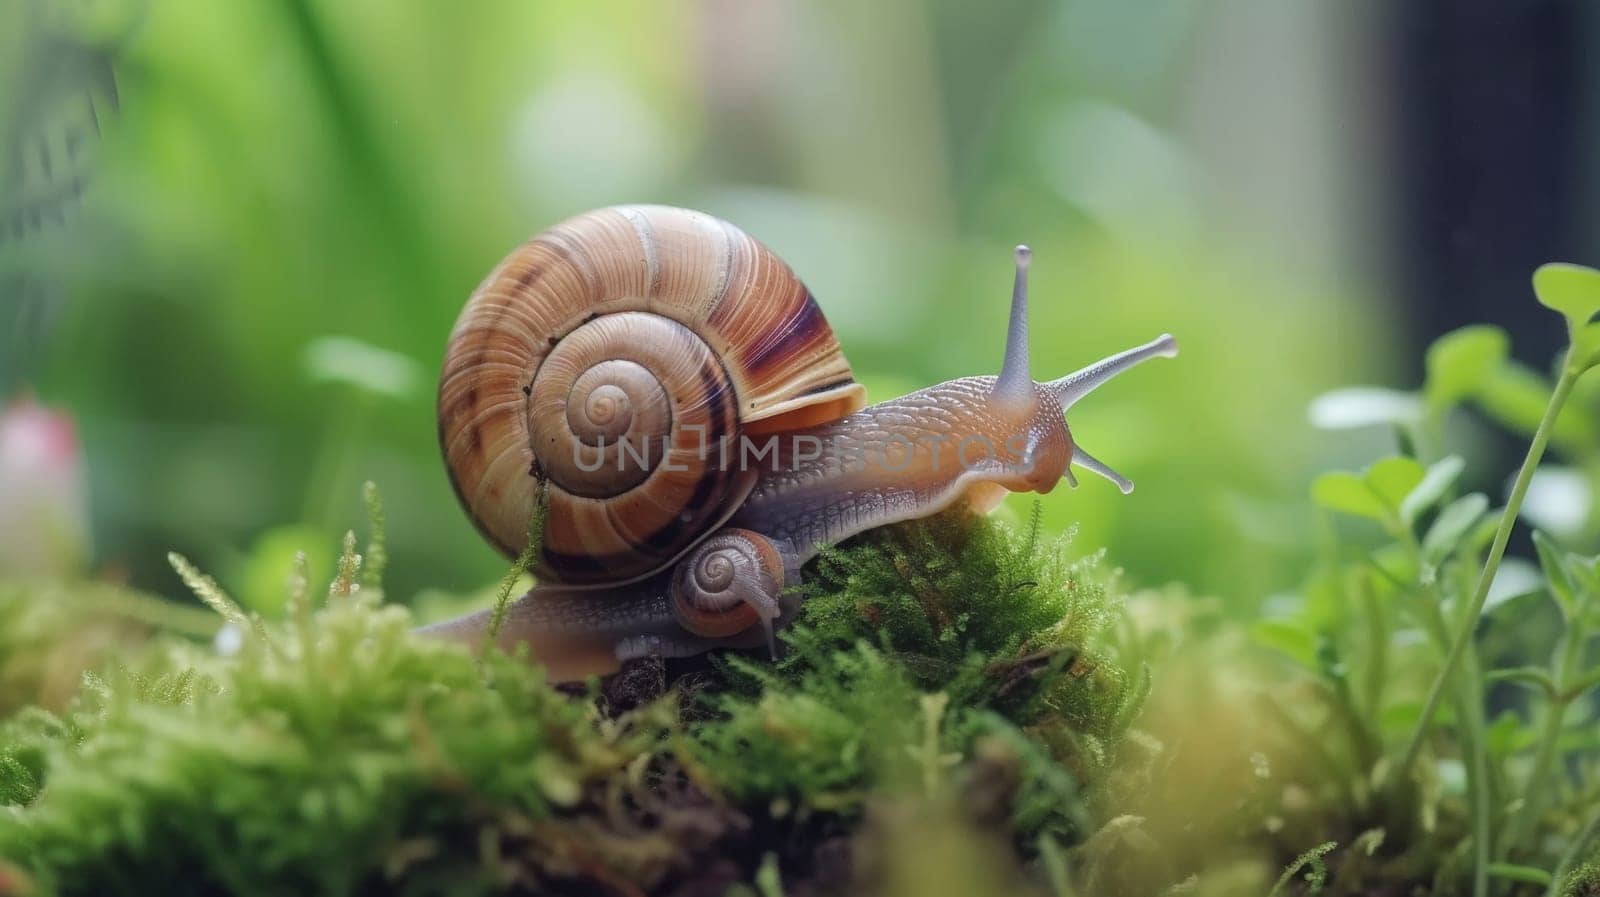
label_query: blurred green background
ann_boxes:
[1,0,1594,614]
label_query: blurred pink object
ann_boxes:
[0,397,91,576]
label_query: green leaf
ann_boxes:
[1312,472,1388,521]
[1369,542,1420,587]
[1533,530,1578,618]
[1485,666,1558,697]
[1422,493,1489,564]
[1575,320,1600,369]
[1465,507,1505,556]
[1485,711,1534,758]
[1399,455,1465,526]
[1568,555,1600,619]
[1312,457,1428,527]
[1365,457,1426,512]
[1487,863,1552,886]
[1425,325,1508,407]
[1251,619,1318,668]
[1476,361,1598,450]
[1476,361,1555,437]
[1564,665,1600,701]
[1381,698,1456,734]
[1533,262,1600,333]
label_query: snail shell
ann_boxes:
[438,205,867,585]
[670,528,786,639]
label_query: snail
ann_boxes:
[424,205,1176,680]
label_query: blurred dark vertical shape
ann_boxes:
[1387,0,1593,370]
[0,1,134,395]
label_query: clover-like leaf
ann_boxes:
[1312,457,1427,530]
[1370,542,1420,587]
[1365,456,1426,513]
[1424,325,1508,408]
[1533,263,1600,333]
[1312,471,1388,521]
[1399,455,1465,526]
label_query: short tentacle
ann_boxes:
[1070,444,1135,494]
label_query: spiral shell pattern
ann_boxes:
[439,205,867,584]
[670,528,785,638]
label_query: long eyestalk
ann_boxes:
[1048,334,1179,410]
[992,245,1034,408]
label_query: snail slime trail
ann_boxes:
[429,207,1178,680]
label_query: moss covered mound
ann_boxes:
[0,507,1135,897]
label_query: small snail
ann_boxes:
[424,205,1176,680]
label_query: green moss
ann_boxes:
[1563,862,1600,897]
[695,508,1138,838]
[0,501,1137,895]
[785,509,1134,730]
[0,512,728,896]
[0,596,703,895]
[694,644,923,810]
[0,581,215,717]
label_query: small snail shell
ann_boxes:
[438,205,867,585]
[670,528,785,642]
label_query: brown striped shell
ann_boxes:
[438,205,868,585]
[670,528,786,638]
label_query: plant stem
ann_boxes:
[1500,604,1589,861]
[485,479,549,647]
[1361,579,1388,720]
[1394,363,1579,784]
[1502,699,1567,862]
[1462,659,1491,897]
[1398,548,1493,897]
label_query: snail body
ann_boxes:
[426,206,1176,680]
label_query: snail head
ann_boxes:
[985,245,1179,496]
